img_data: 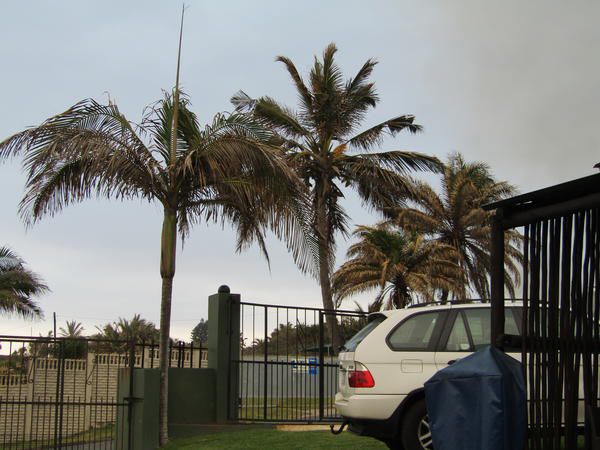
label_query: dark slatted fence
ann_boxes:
[521,209,599,449]
[487,173,600,450]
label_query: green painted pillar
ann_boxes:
[116,369,159,450]
[208,285,240,423]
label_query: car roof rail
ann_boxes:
[407,298,523,309]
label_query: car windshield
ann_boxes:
[341,314,386,352]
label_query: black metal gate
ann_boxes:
[229,302,366,422]
[0,335,135,450]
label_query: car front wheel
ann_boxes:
[400,399,433,450]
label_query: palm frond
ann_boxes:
[346,116,423,151]
[275,56,314,116]
[0,246,47,319]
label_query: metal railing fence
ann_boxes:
[230,301,366,422]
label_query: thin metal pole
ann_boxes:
[318,311,324,421]
[263,307,268,420]
[57,342,65,449]
[128,339,135,450]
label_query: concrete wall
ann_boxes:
[168,368,216,425]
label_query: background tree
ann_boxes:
[58,320,86,358]
[390,152,522,300]
[59,320,84,337]
[95,314,160,342]
[0,246,47,318]
[190,318,208,344]
[233,43,441,346]
[333,224,458,311]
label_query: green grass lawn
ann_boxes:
[163,425,588,449]
[0,424,115,450]
[163,427,386,449]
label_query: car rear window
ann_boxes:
[341,314,386,352]
[387,311,441,351]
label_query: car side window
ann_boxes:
[463,308,520,351]
[387,312,440,351]
[445,314,471,351]
[442,308,521,352]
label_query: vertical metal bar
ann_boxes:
[179,341,183,368]
[263,306,268,420]
[52,341,60,448]
[521,224,530,448]
[318,311,324,421]
[190,341,194,369]
[276,307,280,421]
[57,341,65,449]
[128,339,135,450]
[6,341,13,448]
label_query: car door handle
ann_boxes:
[447,359,459,365]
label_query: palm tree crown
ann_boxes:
[233,43,441,322]
[0,94,302,252]
[332,224,458,311]
[391,152,522,300]
[0,246,47,318]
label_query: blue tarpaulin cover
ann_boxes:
[424,346,526,450]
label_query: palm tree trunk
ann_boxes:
[315,193,342,351]
[158,208,177,447]
[440,289,449,304]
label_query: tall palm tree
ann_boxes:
[332,224,458,311]
[0,246,47,318]
[0,92,305,444]
[391,152,522,300]
[233,43,441,344]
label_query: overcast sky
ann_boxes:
[1,1,598,341]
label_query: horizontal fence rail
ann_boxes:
[230,302,366,423]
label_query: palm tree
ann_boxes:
[332,224,458,311]
[59,320,84,337]
[391,152,522,300]
[233,43,441,344]
[0,246,47,318]
[0,92,305,444]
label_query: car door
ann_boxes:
[434,307,522,370]
[366,310,448,395]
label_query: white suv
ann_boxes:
[334,302,523,450]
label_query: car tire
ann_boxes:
[400,399,433,450]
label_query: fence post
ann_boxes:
[208,285,240,423]
[490,209,506,348]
